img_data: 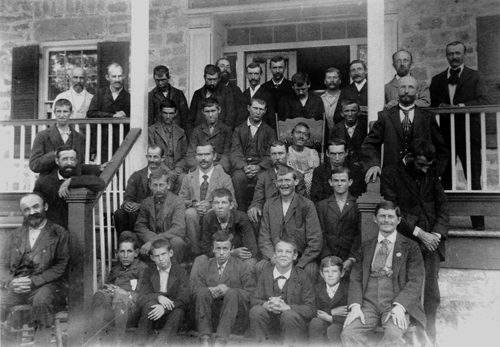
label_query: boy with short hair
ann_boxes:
[90,235,148,345]
[309,256,349,346]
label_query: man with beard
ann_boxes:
[216,58,247,128]
[0,193,69,346]
[53,67,94,119]
[260,56,295,115]
[380,139,449,345]
[33,145,105,230]
[179,143,235,256]
[148,65,189,128]
[363,75,448,184]
[257,165,322,282]
[321,67,342,131]
[113,145,174,236]
[188,64,236,135]
[230,98,277,212]
[242,62,276,129]
[384,50,430,109]
[334,60,368,124]
[87,63,131,161]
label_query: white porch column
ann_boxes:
[128,0,149,172]
[367,0,385,123]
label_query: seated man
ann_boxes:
[134,169,187,264]
[247,140,306,226]
[342,201,426,347]
[90,234,148,346]
[249,239,316,345]
[114,145,172,236]
[135,238,189,346]
[33,145,105,230]
[257,165,322,282]
[316,167,361,275]
[186,98,232,173]
[0,193,69,345]
[194,231,256,347]
[230,98,277,212]
[309,256,349,346]
[148,99,188,194]
[179,143,235,256]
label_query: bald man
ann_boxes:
[53,67,94,119]
[362,75,448,183]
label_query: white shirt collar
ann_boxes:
[249,84,261,96]
[247,118,262,128]
[399,103,415,111]
[57,171,67,181]
[273,77,284,86]
[448,64,464,77]
[71,87,85,96]
[199,165,215,182]
[377,231,397,244]
[326,282,340,294]
[355,79,367,90]
[29,219,47,232]
[157,264,171,274]
[218,260,229,270]
[273,267,292,280]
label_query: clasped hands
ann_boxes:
[263,296,291,314]
[9,276,32,293]
[243,165,261,179]
[208,284,230,299]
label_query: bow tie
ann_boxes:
[448,68,460,85]
[275,276,287,281]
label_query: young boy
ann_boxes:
[309,256,349,346]
[90,235,148,345]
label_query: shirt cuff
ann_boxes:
[413,226,423,237]
[348,257,356,263]
[349,303,361,311]
[393,302,406,312]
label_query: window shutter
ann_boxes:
[97,41,130,90]
[11,45,39,119]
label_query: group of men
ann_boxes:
[0,39,490,347]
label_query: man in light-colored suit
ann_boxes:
[53,67,94,119]
[179,143,235,256]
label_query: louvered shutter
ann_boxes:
[11,45,39,119]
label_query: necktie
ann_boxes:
[200,175,209,201]
[218,265,224,278]
[400,107,413,136]
[372,239,390,273]
[448,68,460,85]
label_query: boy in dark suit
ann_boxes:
[309,256,349,346]
[134,238,189,346]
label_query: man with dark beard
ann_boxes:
[0,193,69,346]
[33,145,105,230]
[216,58,247,128]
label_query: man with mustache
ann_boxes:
[216,58,247,128]
[334,60,368,124]
[33,145,105,230]
[242,62,276,129]
[53,67,94,119]
[87,63,131,161]
[188,64,236,136]
[260,55,295,117]
[179,143,235,256]
[321,67,342,131]
[384,50,430,109]
[381,139,449,345]
[430,41,490,230]
[1,193,69,346]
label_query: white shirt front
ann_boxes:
[158,265,171,293]
[249,84,261,98]
[273,267,292,289]
[29,219,47,249]
[399,104,415,123]
[199,165,215,185]
[355,79,367,92]
[247,118,262,137]
[326,282,340,299]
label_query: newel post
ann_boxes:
[357,178,383,242]
[66,188,97,347]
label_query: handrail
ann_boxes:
[0,118,130,126]
[425,105,500,114]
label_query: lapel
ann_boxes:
[191,168,201,201]
[225,210,236,230]
[208,259,221,284]
[388,106,404,140]
[103,87,114,105]
[399,162,420,197]
[284,194,299,224]
[285,267,299,303]
[391,234,405,284]
[30,223,56,257]
[330,282,346,307]
[270,197,283,232]
[139,167,149,193]
[13,226,29,262]
[206,166,220,201]
[454,66,470,100]
[363,238,378,290]
[166,266,178,293]
[438,70,451,103]
[240,123,250,150]
[390,76,398,89]
[171,124,184,155]
[48,125,63,148]
[220,257,236,284]
[327,196,342,219]
[154,124,169,146]
[151,269,161,292]
[412,107,424,136]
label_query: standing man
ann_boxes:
[384,50,430,109]
[335,60,368,124]
[179,143,235,256]
[188,64,236,134]
[278,71,325,121]
[260,55,295,116]
[341,201,426,347]
[1,193,69,346]
[148,65,189,128]
[186,98,232,173]
[321,67,342,131]
[363,75,449,183]
[242,62,276,128]
[381,139,449,344]
[258,165,322,282]
[230,98,277,212]
[148,99,188,194]
[53,67,93,119]
[87,63,130,161]
[216,58,247,128]
[430,41,490,230]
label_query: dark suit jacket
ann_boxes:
[278,93,325,121]
[121,164,173,207]
[29,125,86,176]
[148,122,188,171]
[331,120,367,164]
[316,194,361,261]
[242,86,277,129]
[334,82,368,124]
[260,78,295,117]
[249,167,306,211]
[230,121,277,170]
[361,106,449,176]
[188,83,236,133]
[348,233,426,327]
[201,210,258,257]
[136,264,190,311]
[314,279,349,324]
[381,163,449,261]
[310,161,365,202]
[251,266,316,321]
[148,84,189,128]
[259,193,322,268]
[134,191,186,243]
[225,82,248,129]
[87,87,131,118]
[186,122,232,172]
[107,258,149,302]
[33,170,105,229]
[0,220,69,290]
